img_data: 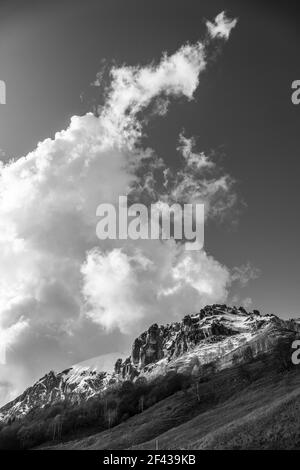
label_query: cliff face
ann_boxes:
[114,305,299,380]
[1,304,299,423]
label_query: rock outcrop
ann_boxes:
[114,304,299,380]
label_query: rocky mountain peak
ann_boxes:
[113,304,269,380]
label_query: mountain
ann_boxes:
[45,361,300,450]
[115,304,299,380]
[1,304,299,425]
[0,353,123,424]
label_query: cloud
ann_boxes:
[0,318,28,364]
[231,262,261,288]
[102,41,206,141]
[206,11,238,40]
[166,134,237,220]
[81,249,148,333]
[0,13,240,405]
[242,297,253,309]
[81,244,231,334]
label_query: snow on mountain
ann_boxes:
[0,353,123,423]
[114,305,299,381]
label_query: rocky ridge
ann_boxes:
[1,304,299,423]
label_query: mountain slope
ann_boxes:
[133,372,300,450]
[41,359,300,450]
[1,304,299,425]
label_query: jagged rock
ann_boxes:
[112,304,298,382]
[114,358,122,375]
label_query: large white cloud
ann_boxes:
[0,12,242,405]
[81,243,231,334]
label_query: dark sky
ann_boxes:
[0,0,299,318]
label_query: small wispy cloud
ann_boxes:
[231,262,261,288]
[206,11,238,40]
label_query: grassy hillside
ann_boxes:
[134,370,300,450]
[41,354,300,450]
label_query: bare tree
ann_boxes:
[52,414,62,441]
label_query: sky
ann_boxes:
[0,0,299,405]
